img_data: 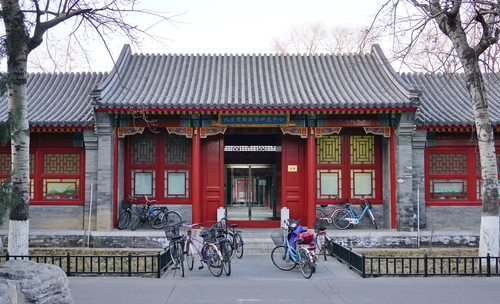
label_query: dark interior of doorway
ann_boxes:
[224,133,280,221]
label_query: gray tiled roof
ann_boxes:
[400,73,500,127]
[0,72,107,128]
[93,44,420,111]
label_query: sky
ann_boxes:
[13,0,388,72]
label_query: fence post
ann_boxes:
[362,254,366,278]
[424,254,428,277]
[157,252,161,278]
[5,252,9,261]
[128,252,132,277]
[348,248,352,269]
[487,254,491,277]
[66,252,71,276]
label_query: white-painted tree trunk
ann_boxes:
[428,1,500,257]
[8,220,29,256]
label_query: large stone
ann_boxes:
[0,260,74,304]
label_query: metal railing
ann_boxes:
[327,240,500,278]
[0,250,172,278]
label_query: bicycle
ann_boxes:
[212,226,232,276]
[117,195,182,230]
[313,219,333,261]
[316,196,349,226]
[217,216,245,259]
[270,219,316,279]
[184,223,224,277]
[331,195,378,230]
[164,220,187,277]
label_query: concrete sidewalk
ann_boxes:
[69,253,500,304]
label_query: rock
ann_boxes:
[0,260,74,304]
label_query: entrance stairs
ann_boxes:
[238,229,277,253]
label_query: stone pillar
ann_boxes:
[412,129,427,230]
[94,112,114,230]
[83,129,98,232]
[395,111,416,231]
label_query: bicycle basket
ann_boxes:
[313,220,326,233]
[164,226,176,241]
[121,200,131,210]
[270,228,284,246]
[200,228,216,242]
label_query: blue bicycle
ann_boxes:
[270,219,316,279]
[332,196,378,229]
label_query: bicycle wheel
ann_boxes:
[169,241,179,265]
[316,233,327,261]
[164,211,183,227]
[368,209,378,229]
[316,209,326,220]
[186,241,195,271]
[130,215,141,231]
[178,245,185,277]
[205,244,223,277]
[117,211,131,230]
[271,245,296,271]
[234,234,244,259]
[221,241,232,276]
[299,247,314,279]
[147,208,165,229]
[332,209,351,230]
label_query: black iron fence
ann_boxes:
[0,250,171,278]
[327,240,500,278]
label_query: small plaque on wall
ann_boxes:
[288,165,297,172]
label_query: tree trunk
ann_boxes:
[2,0,31,256]
[462,52,499,257]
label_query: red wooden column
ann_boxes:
[192,127,201,224]
[306,127,316,227]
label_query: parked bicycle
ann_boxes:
[270,218,316,279]
[117,195,182,231]
[316,196,349,226]
[332,196,378,230]
[164,220,187,277]
[217,215,245,259]
[212,225,233,276]
[313,219,333,261]
[184,223,224,277]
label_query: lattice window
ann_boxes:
[44,154,80,174]
[43,178,79,199]
[317,136,341,165]
[164,169,189,198]
[131,169,156,197]
[164,135,190,164]
[131,135,156,165]
[350,136,374,165]
[430,179,467,199]
[429,153,467,174]
[350,169,375,198]
[317,169,342,199]
[0,154,9,174]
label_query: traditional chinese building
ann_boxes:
[1,44,498,233]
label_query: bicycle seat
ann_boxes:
[200,230,210,238]
[231,224,238,228]
[320,204,328,208]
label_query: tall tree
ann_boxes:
[377,0,499,256]
[0,0,175,256]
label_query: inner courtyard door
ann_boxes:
[225,164,276,220]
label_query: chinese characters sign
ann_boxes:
[219,113,289,127]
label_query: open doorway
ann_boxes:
[225,164,276,220]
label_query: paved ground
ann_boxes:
[69,253,500,304]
